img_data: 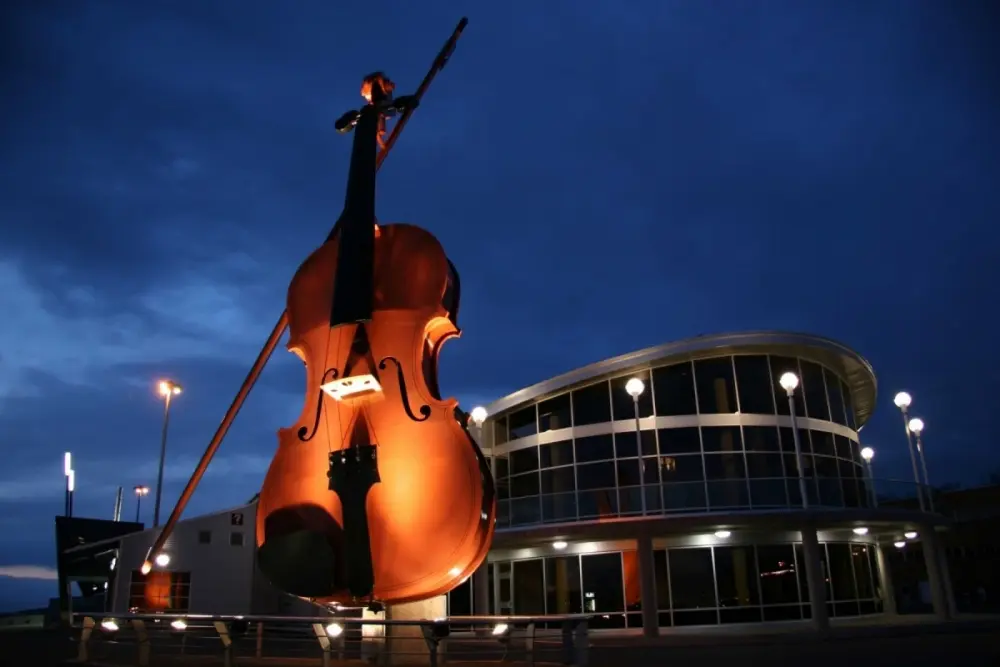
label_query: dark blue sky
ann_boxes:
[2,0,998,611]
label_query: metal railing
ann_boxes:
[495,477,930,528]
[73,612,591,667]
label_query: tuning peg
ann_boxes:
[335,109,361,133]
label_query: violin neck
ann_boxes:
[329,104,381,328]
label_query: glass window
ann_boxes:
[545,556,582,614]
[841,380,857,430]
[695,357,737,414]
[852,544,875,599]
[449,576,472,615]
[668,548,716,609]
[704,453,746,480]
[827,543,859,615]
[658,427,701,454]
[513,559,545,614]
[576,461,615,490]
[825,369,847,426]
[734,355,775,414]
[509,472,539,498]
[197,530,211,544]
[494,417,508,446]
[653,550,671,611]
[745,454,784,479]
[614,430,656,458]
[498,562,512,613]
[572,382,611,426]
[715,546,760,607]
[581,553,625,613]
[574,434,614,463]
[660,454,705,483]
[651,362,697,416]
[770,357,805,417]
[540,466,575,495]
[811,431,836,457]
[610,371,654,420]
[756,545,800,605]
[230,531,244,546]
[800,362,830,421]
[539,441,573,468]
[833,435,851,460]
[510,446,539,474]
[616,459,641,487]
[128,571,192,612]
[538,394,572,433]
[743,426,780,452]
[778,427,811,456]
[508,406,537,440]
[701,426,742,453]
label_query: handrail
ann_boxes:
[72,612,591,667]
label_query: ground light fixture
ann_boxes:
[552,540,567,550]
[170,619,187,631]
[852,527,869,536]
[155,553,171,567]
[101,619,119,632]
[904,531,918,539]
[491,622,510,636]
[894,541,906,549]
[325,623,344,638]
[714,530,731,539]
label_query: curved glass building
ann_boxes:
[448,331,954,633]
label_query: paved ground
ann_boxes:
[1,616,997,666]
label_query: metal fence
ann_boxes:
[73,612,591,667]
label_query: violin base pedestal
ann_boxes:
[363,595,447,666]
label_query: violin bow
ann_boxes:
[143,17,470,570]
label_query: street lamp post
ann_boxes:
[625,377,647,516]
[779,372,810,509]
[907,418,935,513]
[861,447,877,507]
[153,380,182,528]
[63,452,73,517]
[469,406,488,443]
[893,392,926,512]
[134,485,150,523]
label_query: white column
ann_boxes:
[636,534,659,638]
[800,527,830,632]
[921,528,954,620]
[874,543,897,616]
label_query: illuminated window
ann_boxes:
[128,571,191,612]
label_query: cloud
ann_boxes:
[0,566,58,581]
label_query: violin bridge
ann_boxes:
[321,374,383,402]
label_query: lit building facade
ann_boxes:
[69,331,955,635]
[448,331,955,633]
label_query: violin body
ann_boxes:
[256,222,496,605]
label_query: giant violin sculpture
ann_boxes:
[255,71,496,606]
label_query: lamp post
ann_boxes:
[67,469,76,518]
[134,485,150,523]
[893,392,926,512]
[153,380,182,528]
[625,377,647,515]
[860,447,877,508]
[907,417,935,513]
[469,406,488,443]
[63,452,73,517]
[779,372,810,509]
